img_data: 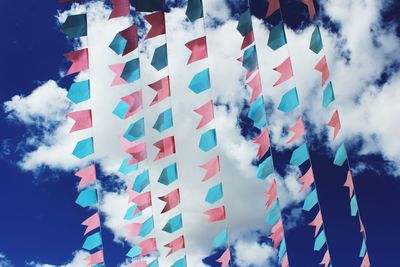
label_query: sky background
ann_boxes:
[0,0,400,267]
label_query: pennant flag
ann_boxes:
[159,189,181,213]
[68,110,92,132]
[185,36,208,64]
[151,44,168,71]
[82,232,102,251]
[165,235,185,256]
[216,248,231,267]
[360,217,367,240]
[246,68,258,80]
[257,156,274,180]
[119,157,138,175]
[126,222,142,239]
[303,188,318,211]
[310,26,323,54]
[162,214,183,233]
[266,0,280,17]
[320,250,331,267]
[361,252,370,267]
[124,204,142,220]
[154,136,175,160]
[110,63,128,86]
[246,71,262,104]
[61,14,87,38]
[148,259,159,267]
[287,116,305,144]
[65,49,89,75]
[200,156,220,181]
[360,239,367,257]
[109,0,130,19]
[273,57,293,86]
[85,250,104,266]
[131,191,152,212]
[237,9,252,36]
[139,217,154,237]
[72,137,94,159]
[278,87,299,113]
[265,179,278,209]
[281,253,289,267]
[113,91,143,119]
[269,219,283,249]
[328,110,341,140]
[82,212,100,236]
[212,229,228,248]
[134,0,164,12]
[204,206,226,223]
[149,76,171,105]
[144,11,165,39]
[268,22,287,51]
[297,167,315,192]
[290,143,309,166]
[75,164,96,189]
[309,210,323,237]
[158,162,178,185]
[153,108,173,133]
[126,245,141,258]
[314,230,327,251]
[266,201,281,225]
[278,238,287,263]
[129,261,147,267]
[67,80,90,104]
[344,171,354,198]
[109,25,138,56]
[133,170,150,193]
[241,31,254,50]
[322,81,335,108]
[186,0,203,22]
[194,100,214,129]
[124,118,145,142]
[199,128,217,152]
[302,0,316,19]
[248,96,267,130]
[205,183,223,204]
[315,56,330,86]
[333,143,348,166]
[188,68,211,94]
[350,195,359,217]
[172,256,187,267]
[254,128,270,159]
[121,58,140,83]
[242,45,258,72]
[76,189,98,208]
[126,142,147,165]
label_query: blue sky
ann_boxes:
[1,0,400,267]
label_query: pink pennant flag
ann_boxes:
[308,210,323,237]
[110,63,128,86]
[281,253,289,267]
[148,76,171,106]
[64,49,89,75]
[125,222,142,239]
[68,109,92,132]
[132,191,152,212]
[185,36,208,64]
[302,0,316,19]
[128,262,146,267]
[159,189,181,213]
[241,31,255,50]
[359,217,367,240]
[327,110,341,140]
[254,128,271,159]
[154,136,175,161]
[200,156,220,182]
[266,0,280,17]
[265,179,278,209]
[204,206,226,223]
[144,12,166,40]
[121,90,143,119]
[297,167,314,192]
[273,57,293,87]
[109,0,130,19]
[194,100,214,129]
[247,71,262,104]
[85,250,104,266]
[165,235,185,256]
[315,56,330,86]
[126,142,147,165]
[287,117,305,144]
[269,218,283,249]
[320,250,331,267]
[119,25,139,55]
[75,164,96,189]
[246,68,258,80]
[216,248,231,267]
[361,252,370,267]
[138,238,157,256]
[82,212,100,236]
[344,170,354,199]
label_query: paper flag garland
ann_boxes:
[61,14,87,38]
[186,0,203,22]
[67,80,90,104]
[144,11,166,39]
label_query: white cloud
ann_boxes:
[0,252,13,267]
[233,233,276,267]
[26,251,89,267]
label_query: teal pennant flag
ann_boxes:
[172,256,187,267]
[359,239,367,257]
[121,58,140,83]
[310,26,323,54]
[205,183,223,204]
[82,232,102,251]
[350,195,359,217]
[134,0,164,12]
[158,163,178,185]
[126,245,142,258]
[186,0,203,22]
[237,9,253,36]
[323,81,335,108]
[124,118,145,142]
[212,229,228,248]
[133,170,150,193]
[139,217,154,237]
[162,214,183,233]
[199,128,217,152]
[189,68,211,94]
[303,188,318,211]
[153,108,173,133]
[67,80,90,104]
[266,200,281,225]
[256,156,274,179]
[278,238,287,263]
[242,45,258,72]
[61,14,87,38]
[268,22,287,51]
[151,44,168,71]
[148,259,159,267]
[124,204,142,220]
[290,143,309,166]
[333,143,348,166]
[72,137,94,159]
[314,230,327,251]
[76,188,98,208]
[278,87,299,113]
[118,157,138,175]
[109,33,127,55]
[248,96,267,130]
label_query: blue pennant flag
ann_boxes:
[189,68,211,94]
[314,229,327,251]
[350,195,359,217]
[72,137,94,159]
[134,0,164,12]
[290,143,309,166]
[303,188,318,211]
[151,44,168,71]
[242,45,258,72]
[133,170,150,193]
[266,200,281,225]
[278,87,299,113]
[76,189,98,208]
[124,204,142,220]
[237,9,252,36]
[121,58,140,83]
[310,26,323,54]
[278,238,287,263]
[333,143,348,166]
[186,0,203,22]
[82,232,102,251]
[109,33,127,55]
[162,214,183,233]
[153,108,173,133]
[126,245,142,258]
[139,216,154,237]
[118,157,138,175]
[172,256,187,267]
[248,96,267,130]
[158,163,178,185]
[323,81,335,108]
[67,80,90,104]
[61,14,87,38]
[256,156,274,180]
[359,238,367,257]
[268,22,287,51]
[205,183,223,204]
[124,118,145,142]
[148,259,159,267]
[112,100,130,119]
[212,229,228,248]
[199,128,217,152]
